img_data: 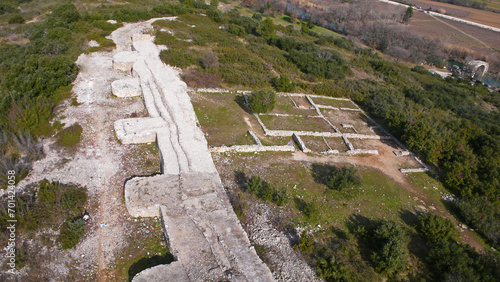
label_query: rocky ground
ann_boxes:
[0,43,163,281]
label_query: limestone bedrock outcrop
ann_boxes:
[111,19,274,281]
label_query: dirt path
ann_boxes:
[72,52,146,280]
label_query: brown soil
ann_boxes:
[408,0,500,28]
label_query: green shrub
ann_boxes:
[206,8,223,23]
[56,123,82,149]
[52,3,80,23]
[416,213,458,244]
[152,3,192,16]
[0,180,87,246]
[296,231,315,253]
[311,164,362,191]
[228,24,246,36]
[241,174,287,205]
[8,14,24,24]
[426,240,500,281]
[455,197,500,247]
[0,4,16,15]
[113,8,153,22]
[252,13,262,21]
[370,221,408,276]
[58,217,85,249]
[260,18,275,36]
[245,176,273,201]
[159,48,200,68]
[294,197,319,221]
[248,89,276,113]
[287,48,349,79]
[91,20,119,32]
[273,188,287,206]
[272,75,294,92]
[411,65,428,75]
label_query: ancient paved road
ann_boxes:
[111,19,274,281]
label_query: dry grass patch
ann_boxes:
[311,97,357,109]
[190,92,254,146]
[259,115,335,132]
[324,137,350,152]
[321,110,376,135]
[270,96,317,116]
[290,95,314,108]
[301,136,330,152]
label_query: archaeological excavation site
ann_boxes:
[2,1,498,281]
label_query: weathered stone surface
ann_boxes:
[210,145,294,153]
[133,261,190,282]
[293,133,310,153]
[88,40,100,47]
[111,18,274,281]
[111,78,141,97]
[124,174,179,217]
[114,117,165,144]
[112,51,139,72]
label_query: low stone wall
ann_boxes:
[248,130,262,146]
[342,136,354,151]
[400,168,429,173]
[210,145,295,153]
[292,133,310,153]
[346,149,379,155]
[393,151,410,156]
[323,149,340,154]
[263,129,386,139]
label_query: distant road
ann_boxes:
[378,0,500,33]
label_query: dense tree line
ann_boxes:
[355,62,500,247]
[415,213,500,280]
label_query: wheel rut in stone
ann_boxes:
[110,18,273,281]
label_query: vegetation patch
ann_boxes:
[191,92,255,146]
[0,180,88,250]
[113,218,174,281]
[259,115,334,132]
[311,97,357,109]
[56,123,83,150]
[311,164,362,191]
[248,89,276,113]
[235,171,287,206]
[269,96,317,116]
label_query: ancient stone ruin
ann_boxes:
[111,19,273,281]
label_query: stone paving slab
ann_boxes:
[110,19,274,281]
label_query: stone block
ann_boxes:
[114,117,165,144]
[112,51,139,72]
[111,78,141,97]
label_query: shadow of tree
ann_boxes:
[234,94,251,114]
[128,253,175,281]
